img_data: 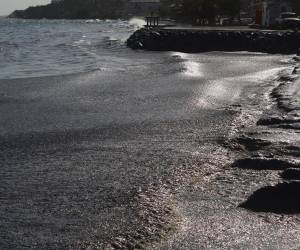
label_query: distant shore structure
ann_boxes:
[51,0,62,3]
[145,16,159,27]
[250,0,293,26]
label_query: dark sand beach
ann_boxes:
[0,19,299,249]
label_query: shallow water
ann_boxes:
[0,18,293,249]
[0,18,134,79]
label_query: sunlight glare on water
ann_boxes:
[172,52,204,77]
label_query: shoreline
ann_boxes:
[104,52,300,250]
[155,58,300,249]
[1,20,299,247]
[127,28,300,54]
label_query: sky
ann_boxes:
[0,0,50,16]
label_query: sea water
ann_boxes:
[0,18,136,79]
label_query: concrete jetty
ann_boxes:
[127,27,300,54]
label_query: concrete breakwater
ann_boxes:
[127,28,300,54]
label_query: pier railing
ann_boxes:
[145,16,159,27]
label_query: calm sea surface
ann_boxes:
[0,18,290,249]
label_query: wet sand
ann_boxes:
[151,58,300,250]
[0,51,298,249]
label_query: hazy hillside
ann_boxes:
[9,0,126,19]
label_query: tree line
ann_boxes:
[160,0,242,24]
[9,0,299,21]
[161,0,300,25]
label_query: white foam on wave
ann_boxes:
[129,17,146,29]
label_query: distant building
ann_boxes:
[127,0,161,16]
[51,0,62,3]
[251,0,293,26]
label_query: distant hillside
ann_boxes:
[12,0,288,21]
[9,0,126,19]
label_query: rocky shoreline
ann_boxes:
[150,57,300,249]
[104,57,300,249]
[127,28,300,54]
[121,31,300,248]
[229,62,300,214]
